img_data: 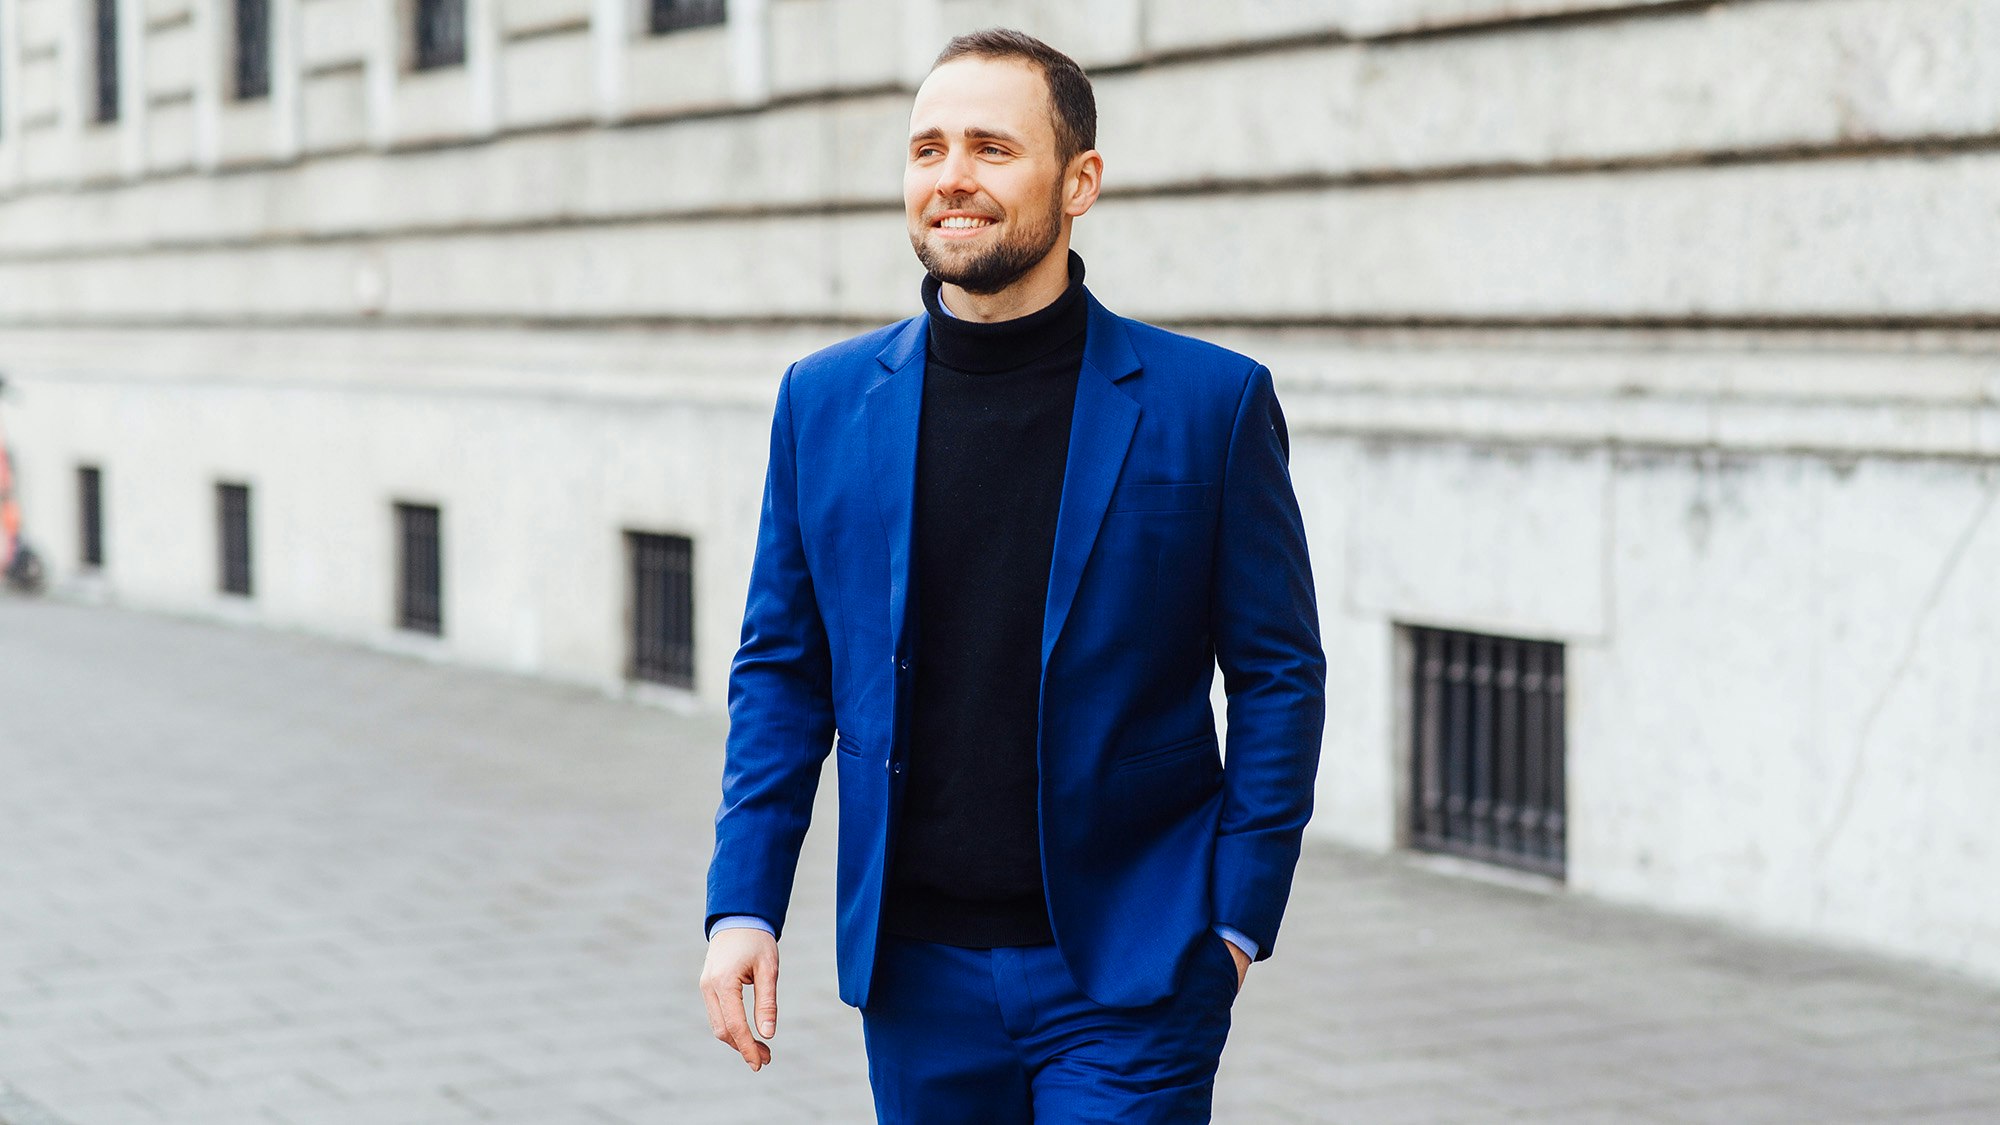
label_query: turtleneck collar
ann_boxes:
[921,251,1088,375]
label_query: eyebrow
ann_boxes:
[908,126,1026,148]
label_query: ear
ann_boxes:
[1063,149,1104,218]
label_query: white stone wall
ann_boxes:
[1,0,1997,982]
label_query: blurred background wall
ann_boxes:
[1,0,1996,983]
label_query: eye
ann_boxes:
[980,145,1006,156]
[914,144,942,159]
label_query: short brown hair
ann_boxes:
[933,29,1097,165]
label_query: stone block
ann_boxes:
[499,28,596,130]
[145,96,199,173]
[300,0,375,73]
[766,0,903,98]
[1141,0,1683,53]
[299,66,369,155]
[498,0,589,38]
[213,97,280,168]
[937,0,1142,69]
[143,19,200,98]
[17,0,68,49]
[619,23,734,118]
[1344,440,1611,640]
[15,54,64,121]
[393,65,482,148]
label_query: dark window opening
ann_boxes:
[217,483,252,596]
[78,466,104,568]
[628,531,694,688]
[234,0,271,99]
[413,0,465,70]
[93,0,119,123]
[396,502,442,634]
[1409,625,1566,878]
[649,0,725,35]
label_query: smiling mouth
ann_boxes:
[934,216,996,230]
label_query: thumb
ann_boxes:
[752,952,779,1039]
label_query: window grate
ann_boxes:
[1409,625,1566,878]
[93,0,119,122]
[649,0,725,35]
[217,483,252,596]
[233,0,270,99]
[413,0,465,70]
[78,466,104,568]
[396,502,442,634]
[628,531,694,688]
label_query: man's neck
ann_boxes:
[939,244,1075,323]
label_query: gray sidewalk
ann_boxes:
[1,597,1997,1125]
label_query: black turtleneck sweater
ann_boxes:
[881,253,1089,948]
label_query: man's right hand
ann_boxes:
[699,927,779,1070]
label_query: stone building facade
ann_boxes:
[2,0,1997,983]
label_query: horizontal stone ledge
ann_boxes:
[10,310,2000,339]
[1138,0,1695,53]
[7,150,1997,324]
[2,0,1993,257]
[8,327,1997,462]
[1287,412,2000,465]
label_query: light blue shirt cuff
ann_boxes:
[710,915,775,940]
[1213,924,1259,961]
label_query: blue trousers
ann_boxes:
[859,931,1239,1123]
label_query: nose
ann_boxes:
[934,146,979,200]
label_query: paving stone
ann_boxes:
[4,597,2000,1125]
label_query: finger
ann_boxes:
[700,979,727,1041]
[752,953,779,1039]
[716,980,765,1068]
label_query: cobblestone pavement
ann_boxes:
[3,597,1999,1124]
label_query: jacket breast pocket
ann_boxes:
[1107,481,1216,514]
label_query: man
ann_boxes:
[700,28,1325,1122]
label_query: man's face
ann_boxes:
[904,57,1071,296]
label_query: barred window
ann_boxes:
[1408,625,1566,878]
[413,0,465,70]
[649,0,725,35]
[217,483,252,596]
[78,466,104,568]
[627,531,694,688]
[234,0,271,99]
[93,0,119,123]
[396,503,443,634]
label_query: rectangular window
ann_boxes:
[396,502,442,634]
[233,0,271,99]
[78,465,104,568]
[1408,625,1566,878]
[217,483,252,596]
[413,0,465,70]
[627,531,694,688]
[92,0,119,122]
[649,0,725,35]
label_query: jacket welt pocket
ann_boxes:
[1108,481,1216,514]
[1116,731,1217,772]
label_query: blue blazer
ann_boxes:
[706,290,1326,1008]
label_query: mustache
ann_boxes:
[921,199,1002,222]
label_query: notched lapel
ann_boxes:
[866,318,927,655]
[1041,299,1144,669]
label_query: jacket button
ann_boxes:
[897,658,909,670]
[891,762,903,775]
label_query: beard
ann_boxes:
[910,182,1065,296]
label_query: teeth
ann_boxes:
[938,217,993,229]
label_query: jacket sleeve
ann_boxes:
[1208,364,1327,961]
[704,365,837,939]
